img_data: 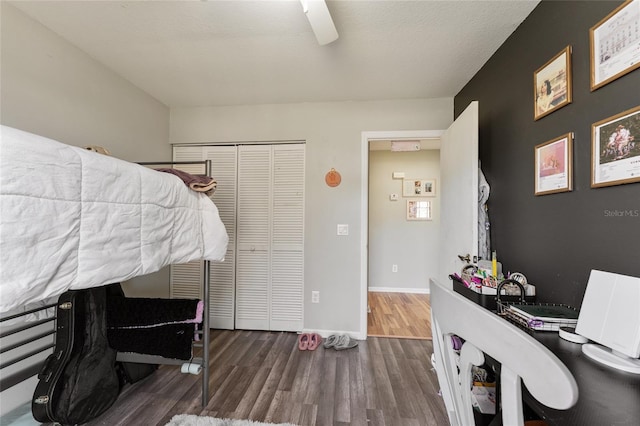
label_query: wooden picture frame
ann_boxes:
[534,133,573,196]
[402,178,436,197]
[534,46,572,120]
[591,105,640,188]
[407,200,432,221]
[590,0,640,91]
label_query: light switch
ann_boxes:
[389,193,398,201]
[337,224,349,235]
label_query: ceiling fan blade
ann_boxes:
[300,0,339,45]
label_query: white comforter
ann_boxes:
[0,125,228,314]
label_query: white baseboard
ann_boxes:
[368,286,429,294]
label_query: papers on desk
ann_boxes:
[501,303,579,331]
[471,383,496,415]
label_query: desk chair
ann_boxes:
[430,278,578,426]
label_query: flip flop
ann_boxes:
[334,334,358,350]
[298,333,310,350]
[308,333,322,350]
[323,334,339,349]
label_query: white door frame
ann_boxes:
[360,130,445,339]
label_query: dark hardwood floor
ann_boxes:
[84,330,448,426]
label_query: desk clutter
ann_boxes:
[445,335,498,419]
[497,302,579,332]
[451,260,583,333]
[471,383,497,416]
[435,269,640,425]
[450,260,536,311]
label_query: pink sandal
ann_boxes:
[308,333,322,351]
[298,333,310,350]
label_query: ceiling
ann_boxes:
[10,0,540,109]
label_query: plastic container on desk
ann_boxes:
[450,274,536,311]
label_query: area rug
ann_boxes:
[165,414,297,426]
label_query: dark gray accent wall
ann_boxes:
[455,1,640,308]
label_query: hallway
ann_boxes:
[367,292,432,339]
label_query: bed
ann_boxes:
[0,125,229,413]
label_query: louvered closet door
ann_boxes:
[203,146,237,329]
[235,144,304,332]
[172,143,304,332]
[235,145,272,330]
[170,146,205,301]
[271,144,304,331]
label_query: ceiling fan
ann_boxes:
[300,0,339,45]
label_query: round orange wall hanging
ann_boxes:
[325,168,341,187]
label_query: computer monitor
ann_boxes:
[575,270,640,374]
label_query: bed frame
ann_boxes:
[0,302,57,391]
[0,160,215,415]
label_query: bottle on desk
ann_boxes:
[492,251,498,278]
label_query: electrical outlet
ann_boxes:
[311,291,320,303]
[392,264,398,273]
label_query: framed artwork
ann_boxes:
[534,46,572,120]
[591,105,640,188]
[590,0,640,91]
[402,178,436,197]
[534,133,573,195]
[407,200,432,221]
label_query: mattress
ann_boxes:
[0,125,228,314]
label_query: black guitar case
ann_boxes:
[32,286,120,425]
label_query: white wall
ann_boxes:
[1,3,171,299]
[170,99,453,336]
[1,4,169,161]
[0,4,170,416]
[368,150,440,292]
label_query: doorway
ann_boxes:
[361,130,443,339]
[367,291,432,339]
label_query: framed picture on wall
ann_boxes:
[407,200,432,221]
[591,105,640,188]
[534,46,572,120]
[402,178,436,197]
[590,0,640,91]
[534,133,573,195]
